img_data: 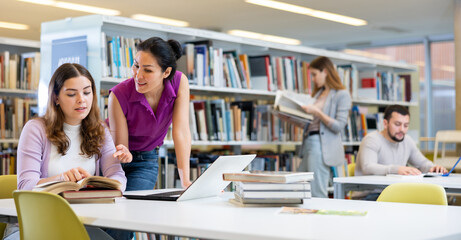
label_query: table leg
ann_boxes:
[333,182,345,199]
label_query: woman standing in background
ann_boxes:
[299,56,351,198]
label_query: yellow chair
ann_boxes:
[377,182,447,205]
[0,175,17,238]
[0,175,17,199]
[13,191,90,240]
[347,163,355,177]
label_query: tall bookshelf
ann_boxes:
[0,37,41,175]
[39,15,419,187]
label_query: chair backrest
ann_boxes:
[377,182,447,205]
[13,191,90,240]
[0,175,17,237]
[433,130,461,170]
[0,175,17,199]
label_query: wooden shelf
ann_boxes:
[0,139,19,144]
[101,77,277,98]
[0,37,40,48]
[343,141,361,146]
[164,140,360,147]
[163,140,301,146]
[352,98,417,107]
[98,15,417,72]
[189,85,276,98]
[0,89,37,95]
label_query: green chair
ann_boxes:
[0,175,17,238]
[377,182,447,205]
[13,191,90,240]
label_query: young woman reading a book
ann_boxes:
[107,37,192,190]
[3,63,126,240]
[298,56,351,198]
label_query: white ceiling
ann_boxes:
[0,0,455,49]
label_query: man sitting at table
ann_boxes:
[354,104,447,200]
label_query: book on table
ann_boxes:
[230,194,304,206]
[235,181,311,191]
[235,188,311,199]
[223,171,314,183]
[33,176,122,203]
[273,90,315,121]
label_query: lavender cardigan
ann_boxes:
[17,119,127,192]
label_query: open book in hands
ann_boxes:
[33,176,122,202]
[274,90,315,121]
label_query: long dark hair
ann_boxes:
[43,63,105,158]
[137,37,183,81]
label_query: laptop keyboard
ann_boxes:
[150,190,185,197]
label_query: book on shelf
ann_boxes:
[183,98,304,143]
[337,64,359,99]
[0,152,15,175]
[248,55,271,91]
[223,171,314,183]
[33,176,122,201]
[274,90,314,121]
[399,74,412,102]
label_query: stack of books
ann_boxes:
[223,171,314,206]
[33,176,122,204]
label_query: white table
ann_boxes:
[333,174,461,199]
[1,191,461,239]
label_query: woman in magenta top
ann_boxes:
[108,37,191,193]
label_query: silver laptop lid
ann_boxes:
[177,154,256,201]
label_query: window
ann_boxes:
[344,41,455,149]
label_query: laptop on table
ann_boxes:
[123,154,256,201]
[424,156,461,177]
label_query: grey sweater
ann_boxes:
[355,131,434,176]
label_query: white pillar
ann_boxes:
[455,0,461,131]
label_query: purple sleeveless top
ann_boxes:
[110,71,182,151]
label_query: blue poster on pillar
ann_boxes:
[51,35,87,73]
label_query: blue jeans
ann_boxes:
[298,135,330,198]
[123,148,159,191]
[105,148,159,240]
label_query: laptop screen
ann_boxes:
[443,156,461,177]
[178,154,256,201]
[123,154,256,201]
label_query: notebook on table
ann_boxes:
[123,154,256,201]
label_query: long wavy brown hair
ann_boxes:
[310,56,346,96]
[43,63,105,159]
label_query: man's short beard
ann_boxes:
[388,128,405,142]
